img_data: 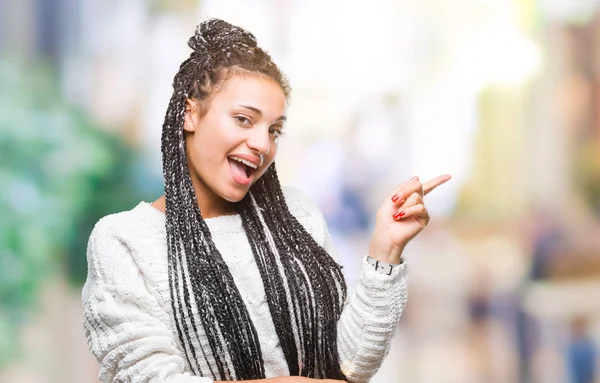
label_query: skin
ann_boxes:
[153,73,287,218]
[153,72,451,382]
[369,174,452,264]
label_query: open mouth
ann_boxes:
[228,155,259,183]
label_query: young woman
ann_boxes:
[82,19,450,383]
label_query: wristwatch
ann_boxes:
[366,255,402,276]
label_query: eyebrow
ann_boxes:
[239,105,287,122]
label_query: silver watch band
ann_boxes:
[366,255,401,276]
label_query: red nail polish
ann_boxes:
[391,195,399,203]
[393,211,406,220]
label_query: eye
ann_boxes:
[235,115,252,126]
[269,127,284,138]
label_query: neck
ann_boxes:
[152,193,237,219]
[152,178,237,219]
[194,190,237,219]
[189,172,237,219]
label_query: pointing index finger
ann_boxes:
[423,174,452,196]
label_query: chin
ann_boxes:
[221,188,250,203]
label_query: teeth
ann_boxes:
[230,156,258,169]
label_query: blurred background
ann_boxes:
[1,0,600,382]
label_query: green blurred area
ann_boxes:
[0,58,155,367]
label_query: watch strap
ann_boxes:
[366,255,401,276]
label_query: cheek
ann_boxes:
[265,141,278,164]
[252,145,277,180]
[193,132,222,165]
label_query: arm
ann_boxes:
[82,220,212,383]
[282,186,408,383]
[335,175,451,382]
[322,219,408,383]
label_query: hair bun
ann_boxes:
[188,19,258,56]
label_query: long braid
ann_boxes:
[163,54,264,379]
[161,19,347,380]
[242,167,347,379]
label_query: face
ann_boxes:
[183,73,287,216]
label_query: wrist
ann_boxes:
[368,243,405,265]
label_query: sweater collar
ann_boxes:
[135,201,243,233]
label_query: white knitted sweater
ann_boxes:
[82,186,408,383]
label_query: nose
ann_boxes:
[246,126,271,156]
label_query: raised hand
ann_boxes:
[368,174,452,264]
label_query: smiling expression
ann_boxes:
[183,72,287,217]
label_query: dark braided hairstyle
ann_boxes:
[160,19,348,380]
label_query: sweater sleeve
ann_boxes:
[283,186,409,383]
[335,255,408,383]
[82,218,213,383]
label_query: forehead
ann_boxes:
[211,73,287,115]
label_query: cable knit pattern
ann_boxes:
[82,186,408,383]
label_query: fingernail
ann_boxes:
[410,176,419,181]
[393,211,406,220]
[391,195,399,203]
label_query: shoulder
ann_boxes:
[86,203,165,285]
[283,185,323,221]
[92,202,163,236]
[282,186,328,246]
[88,205,153,254]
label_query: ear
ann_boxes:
[183,99,198,133]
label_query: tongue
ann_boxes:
[229,159,249,181]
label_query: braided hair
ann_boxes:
[160,19,347,380]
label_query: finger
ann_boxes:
[398,192,423,210]
[390,177,424,205]
[390,192,422,219]
[393,203,428,222]
[422,174,452,196]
